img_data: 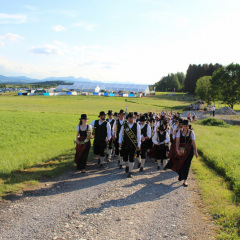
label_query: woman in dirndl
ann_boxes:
[75,114,92,173]
[165,119,198,186]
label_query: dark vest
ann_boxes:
[116,119,125,137]
[158,131,166,142]
[141,124,148,137]
[78,125,89,139]
[180,130,192,144]
[123,122,137,147]
[107,118,114,130]
[94,120,107,141]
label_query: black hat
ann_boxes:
[163,120,168,125]
[178,118,183,124]
[126,113,134,119]
[159,125,165,131]
[80,114,88,120]
[119,109,125,114]
[98,111,106,117]
[149,112,153,117]
[113,112,118,117]
[140,115,146,122]
[182,119,189,125]
[149,118,155,123]
[134,112,138,115]
[161,115,166,120]
[107,110,113,115]
[144,113,148,118]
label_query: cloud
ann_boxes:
[28,44,64,56]
[0,33,24,46]
[0,13,27,24]
[72,21,98,31]
[52,25,66,32]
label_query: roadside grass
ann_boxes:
[192,157,240,239]
[193,123,240,202]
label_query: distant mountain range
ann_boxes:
[0,75,136,85]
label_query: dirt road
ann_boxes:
[0,158,216,240]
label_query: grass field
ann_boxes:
[1,93,240,238]
[193,121,240,202]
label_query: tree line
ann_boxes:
[154,63,240,109]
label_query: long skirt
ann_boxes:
[165,143,194,181]
[75,141,91,170]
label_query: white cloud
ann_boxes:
[0,56,47,77]
[0,33,24,46]
[52,25,66,32]
[0,13,27,24]
[72,21,98,31]
[28,44,64,56]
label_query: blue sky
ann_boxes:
[0,0,240,84]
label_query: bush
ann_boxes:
[197,118,229,127]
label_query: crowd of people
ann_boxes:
[75,110,198,186]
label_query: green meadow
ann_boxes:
[1,93,240,238]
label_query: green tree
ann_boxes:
[195,76,212,104]
[210,63,240,109]
[168,74,180,92]
[176,72,185,90]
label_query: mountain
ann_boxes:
[0,74,137,85]
[42,76,94,83]
[0,75,39,84]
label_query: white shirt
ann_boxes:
[140,123,151,139]
[152,131,170,145]
[119,122,141,148]
[89,120,111,140]
[176,129,195,140]
[112,118,125,136]
[76,124,92,132]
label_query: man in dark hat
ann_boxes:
[112,109,126,168]
[89,111,111,168]
[119,112,141,178]
[137,115,151,172]
[106,110,114,162]
[152,124,170,169]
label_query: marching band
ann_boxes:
[75,110,198,186]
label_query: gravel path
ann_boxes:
[0,158,216,240]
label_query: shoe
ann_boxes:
[99,164,104,168]
[127,172,132,178]
[137,162,141,168]
[125,166,129,173]
[107,159,111,162]
[183,182,188,187]
[157,166,160,170]
[81,170,86,173]
[163,166,167,170]
[139,167,143,172]
[119,165,123,169]
[105,153,109,159]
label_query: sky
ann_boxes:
[0,0,240,84]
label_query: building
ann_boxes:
[55,82,149,95]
